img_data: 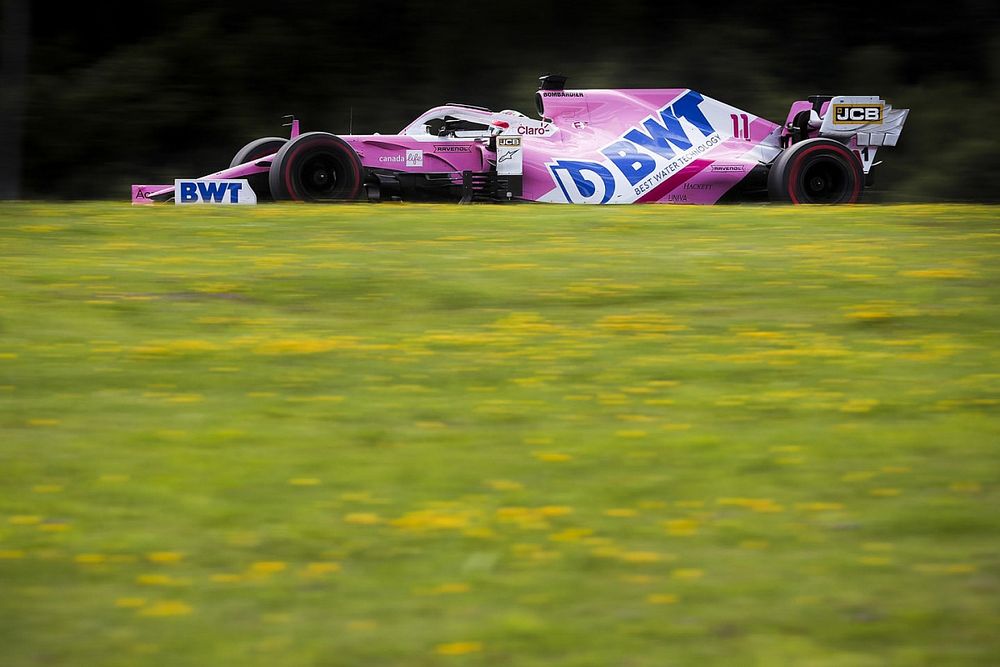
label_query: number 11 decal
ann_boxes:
[730,113,751,140]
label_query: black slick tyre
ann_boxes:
[268,132,363,202]
[767,138,864,204]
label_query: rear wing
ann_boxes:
[782,95,909,174]
[818,96,909,148]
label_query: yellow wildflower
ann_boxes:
[532,452,572,462]
[250,561,287,574]
[620,551,665,564]
[549,528,593,542]
[435,642,483,656]
[288,478,321,486]
[9,515,42,525]
[347,620,378,631]
[115,598,147,608]
[796,502,845,512]
[417,583,470,595]
[671,568,704,580]
[139,601,193,617]
[486,479,524,491]
[303,562,341,576]
[146,551,183,564]
[74,554,107,565]
[664,519,699,536]
[859,556,893,566]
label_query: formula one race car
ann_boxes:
[132,75,908,206]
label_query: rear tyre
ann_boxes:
[268,132,363,202]
[767,138,863,204]
[230,137,286,201]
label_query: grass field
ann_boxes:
[1,202,998,666]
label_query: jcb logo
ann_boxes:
[832,104,884,124]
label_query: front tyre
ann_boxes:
[268,132,363,202]
[767,138,863,204]
[230,136,287,201]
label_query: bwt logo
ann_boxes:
[549,90,716,204]
[832,104,883,124]
[180,182,242,203]
[174,179,257,205]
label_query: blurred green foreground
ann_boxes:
[0,203,997,666]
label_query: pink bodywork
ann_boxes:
[133,88,786,205]
[519,89,781,204]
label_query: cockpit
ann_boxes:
[401,105,532,138]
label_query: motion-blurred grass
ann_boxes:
[0,202,997,666]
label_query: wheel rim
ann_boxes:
[299,154,340,198]
[800,158,848,203]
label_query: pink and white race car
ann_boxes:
[132,75,908,206]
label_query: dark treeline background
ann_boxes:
[2,0,998,201]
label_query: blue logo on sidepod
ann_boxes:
[548,90,716,203]
[549,160,617,205]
